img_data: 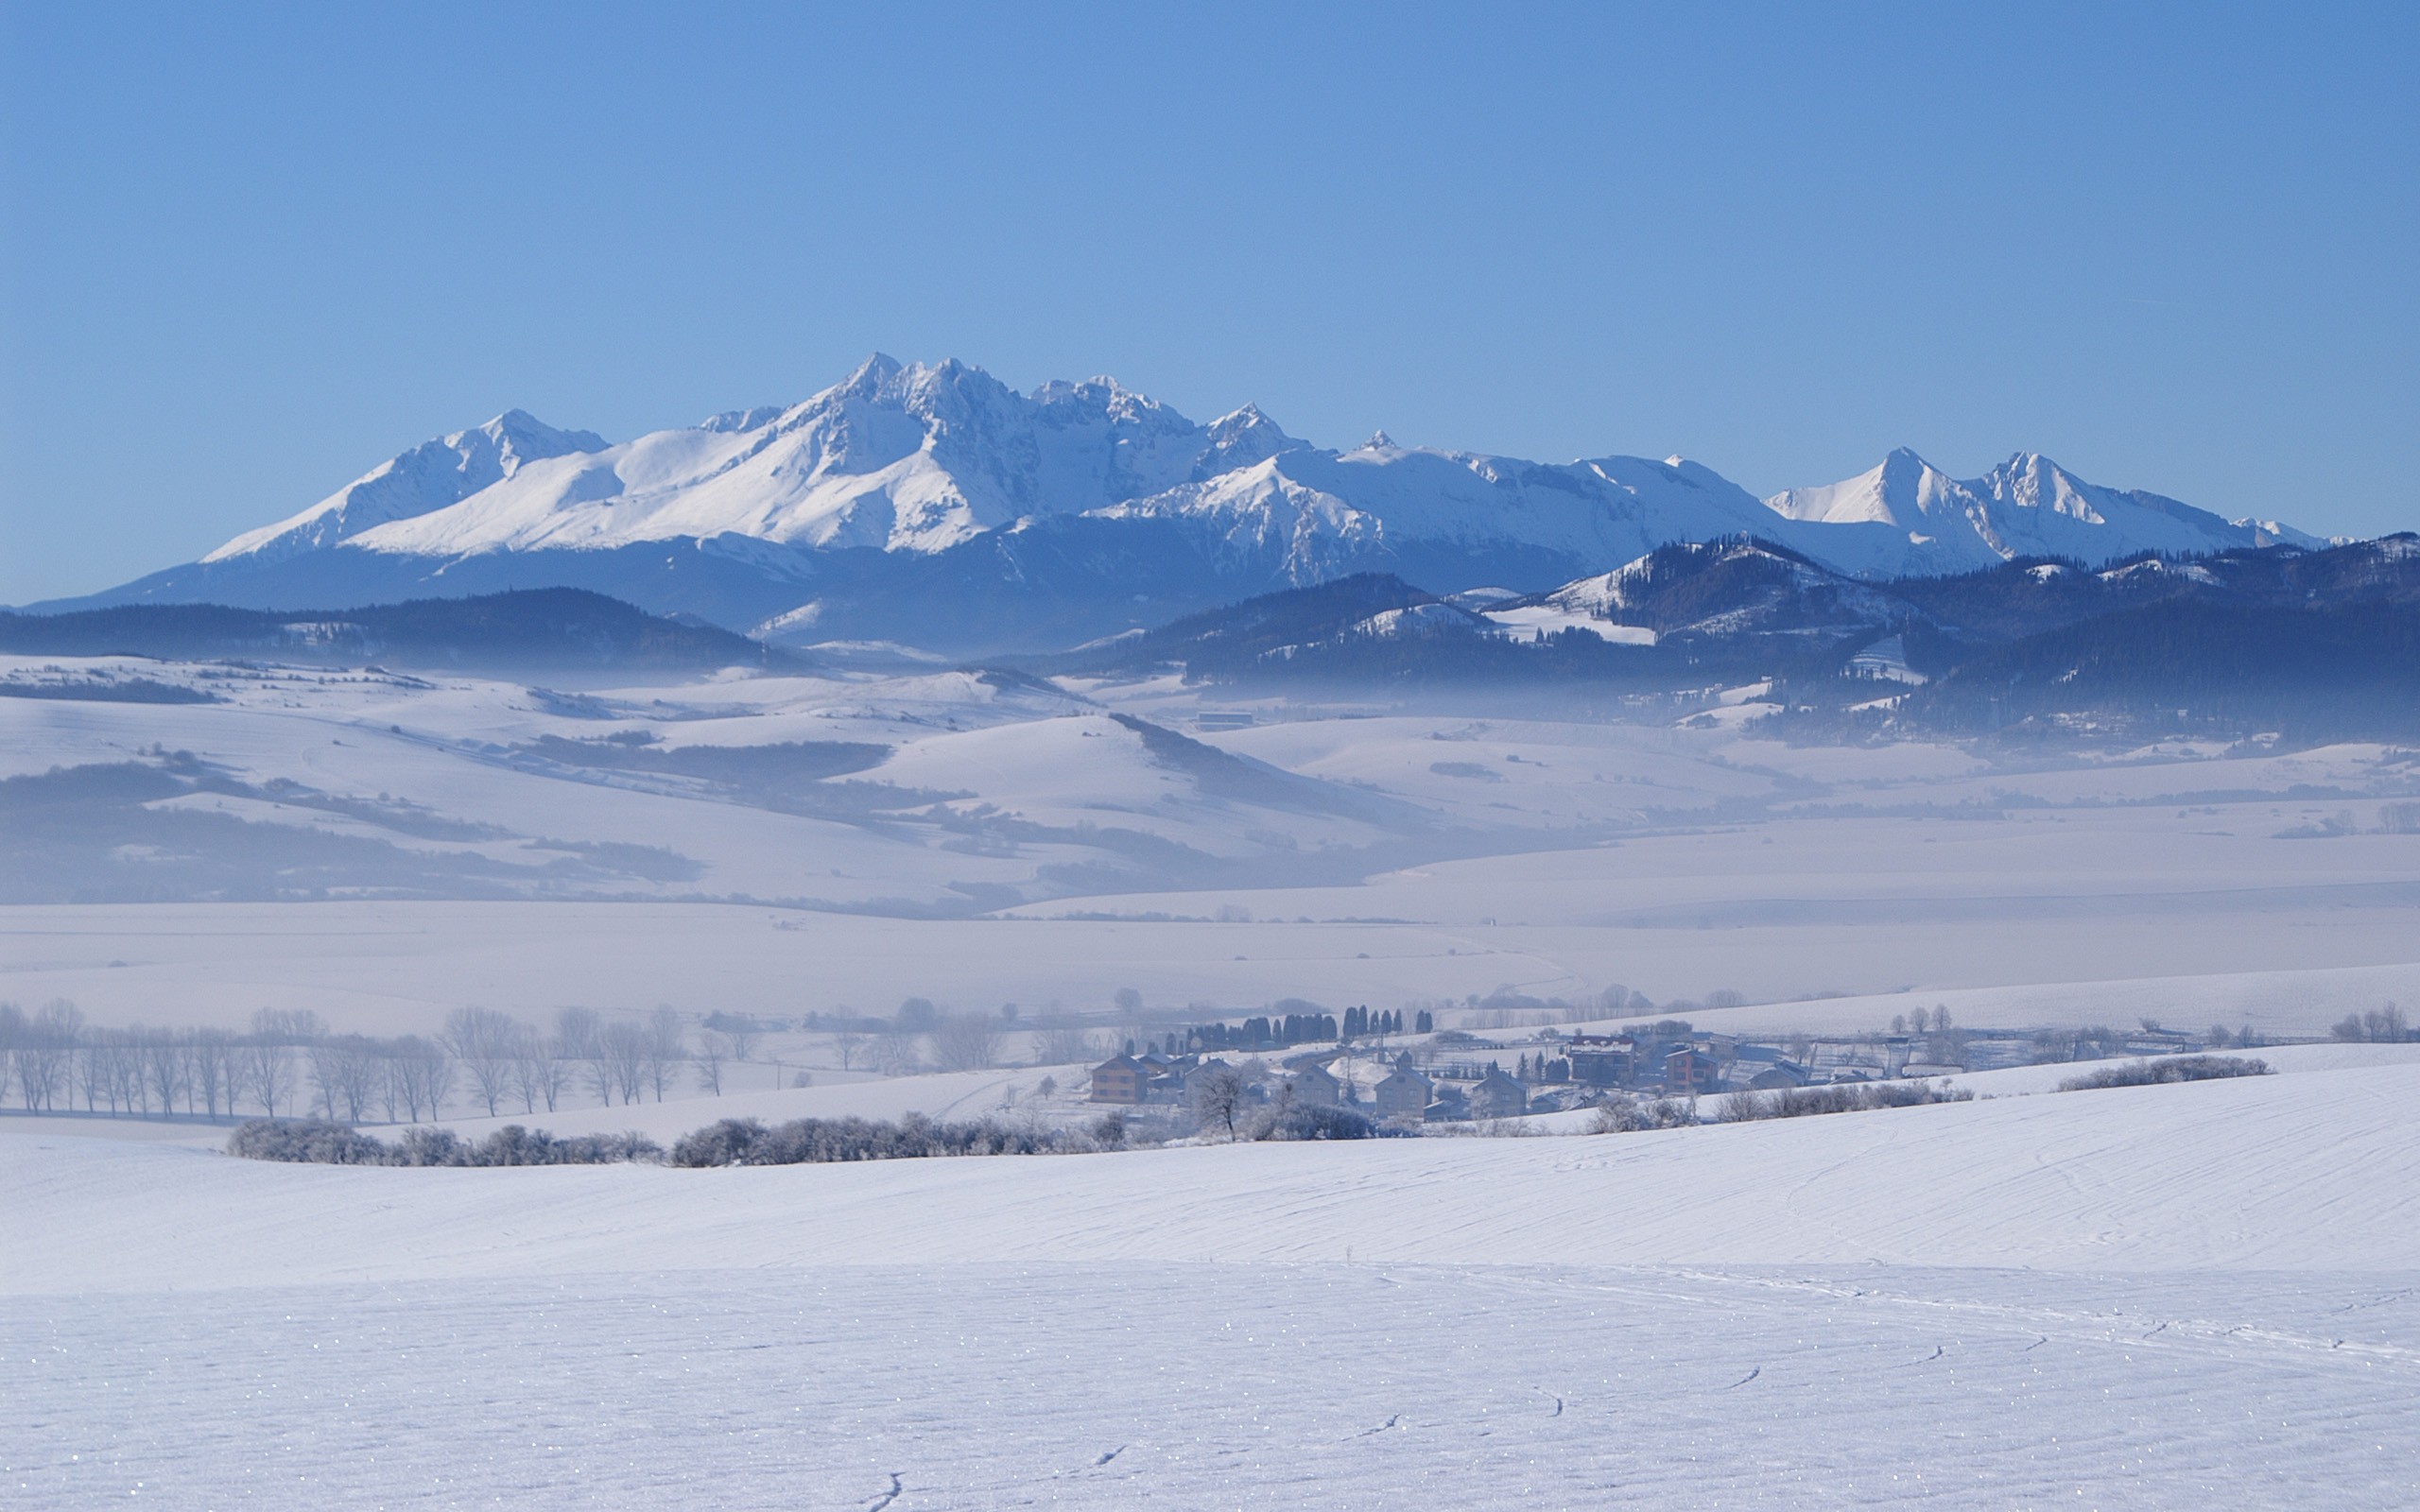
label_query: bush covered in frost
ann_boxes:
[1588,1094,1703,1133]
[1252,1101,1387,1142]
[666,1112,1087,1167]
[2057,1056,2271,1092]
[228,1119,659,1166]
[1716,1080,1976,1123]
[228,1118,392,1164]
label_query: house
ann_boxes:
[1564,1034,1637,1088]
[1724,1046,1810,1092]
[1736,1062,1810,1091]
[1374,1053,1433,1124]
[1089,1054,1149,1105]
[1469,1065,1529,1119]
[1423,1084,1471,1123]
[1663,1046,1720,1095]
[1181,1057,1236,1097]
[1288,1063,1341,1108]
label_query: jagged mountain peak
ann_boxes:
[96,354,2330,645]
[201,409,608,564]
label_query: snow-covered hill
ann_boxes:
[46,356,2329,651]
[8,1059,2417,1507]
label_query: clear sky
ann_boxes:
[3,1,2413,603]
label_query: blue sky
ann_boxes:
[2,1,2413,602]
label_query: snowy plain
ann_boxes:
[7,654,2420,1507]
[6,654,2418,1040]
[8,1055,2420,1508]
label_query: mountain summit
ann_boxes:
[48,356,2330,652]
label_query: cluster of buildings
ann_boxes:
[1088,1022,1990,1128]
[1088,1049,1533,1125]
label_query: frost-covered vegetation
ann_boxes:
[2057,1056,2273,1092]
[667,1113,1097,1165]
[229,1118,661,1165]
[1709,1078,1974,1125]
[227,1096,1392,1171]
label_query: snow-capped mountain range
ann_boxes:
[49,354,2329,652]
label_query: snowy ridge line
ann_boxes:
[48,355,2340,633]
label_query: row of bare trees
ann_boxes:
[0,1001,731,1124]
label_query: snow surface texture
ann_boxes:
[139,357,2323,600]
[7,1057,2417,1507]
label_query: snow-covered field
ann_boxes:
[8,658,2420,1504]
[7,1053,2417,1507]
[5,655,2418,1038]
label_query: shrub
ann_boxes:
[2058,1056,2272,1091]
[1588,1094,1700,1133]
[1253,1102,1382,1142]
[227,1118,388,1164]
[1762,1081,1972,1118]
[229,1119,662,1167]
[668,1118,764,1167]
[666,1111,1082,1167]
[1603,1078,1973,1132]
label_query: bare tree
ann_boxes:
[535,1035,573,1111]
[372,1041,406,1123]
[599,1022,649,1105]
[1038,1026,1100,1066]
[508,1027,557,1113]
[236,1006,325,1119]
[190,1030,236,1118]
[642,1007,685,1102]
[724,1020,759,1062]
[832,1030,864,1072]
[445,1006,523,1117]
[308,1036,381,1123]
[873,1029,921,1076]
[1190,1063,1248,1140]
[384,1035,452,1121]
[929,1012,1003,1073]
[555,1007,614,1107]
[12,1002,78,1112]
[694,1031,727,1095]
[136,1030,188,1116]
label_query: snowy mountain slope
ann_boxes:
[205,410,609,563]
[1507,537,1911,638]
[44,357,2336,652]
[1090,441,1789,583]
[255,356,1306,561]
[1765,447,2327,576]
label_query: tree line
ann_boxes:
[0,1001,731,1123]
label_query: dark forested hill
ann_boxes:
[1898,598,2420,741]
[0,589,789,672]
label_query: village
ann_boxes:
[1080,1010,2224,1128]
